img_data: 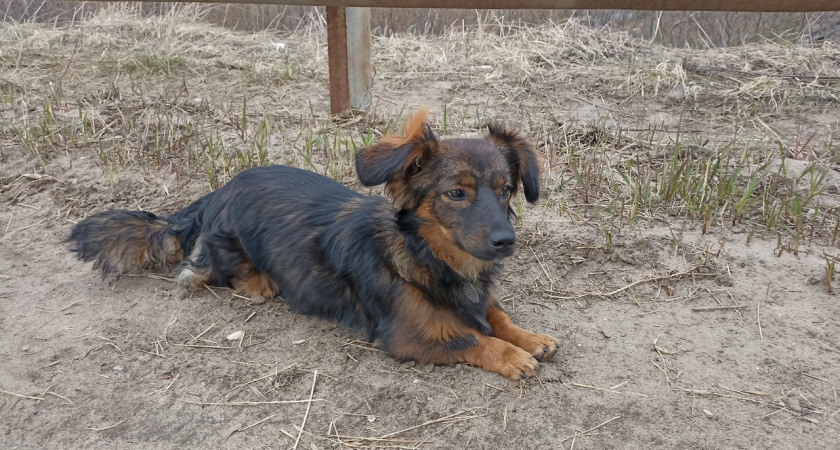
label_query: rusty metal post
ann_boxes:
[327,7,371,114]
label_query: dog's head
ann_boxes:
[356,108,540,276]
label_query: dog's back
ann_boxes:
[182,166,396,334]
[67,166,396,335]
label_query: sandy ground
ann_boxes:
[2,12,840,449]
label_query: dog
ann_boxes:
[67,109,559,379]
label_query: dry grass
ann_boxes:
[1,6,839,255]
[5,1,840,46]
[376,17,840,252]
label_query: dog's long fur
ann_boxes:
[67,109,559,379]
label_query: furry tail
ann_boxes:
[67,210,184,277]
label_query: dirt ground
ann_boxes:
[2,10,840,449]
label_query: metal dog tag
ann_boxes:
[463,283,480,304]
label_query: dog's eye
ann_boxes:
[500,185,512,199]
[446,189,467,201]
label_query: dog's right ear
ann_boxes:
[355,108,438,187]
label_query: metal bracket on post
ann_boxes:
[326,7,372,115]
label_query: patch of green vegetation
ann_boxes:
[124,54,186,75]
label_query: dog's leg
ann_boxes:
[231,263,278,298]
[389,288,546,379]
[201,232,277,298]
[487,304,559,362]
[175,237,213,291]
[390,330,540,380]
[459,334,541,379]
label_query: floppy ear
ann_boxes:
[355,108,438,187]
[486,124,541,203]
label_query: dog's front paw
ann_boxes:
[497,345,540,380]
[516,332,560,362]
[464,338,540,380]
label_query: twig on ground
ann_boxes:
[12,219,48,234]
[341,340,383,352]
[652,335,674,387]
[173,343,230,349]
[547,264,713,300]
[123,273,175,282]
[86,418,128,431]
[561,416,622,444]
[759,284,768,341]
[380,408,481,438]
[802,373,831,384]
[2,213,12,238]
[163,315,178,346]
[531,247,555,290]
[95,335,124,356]
[0,388,45,401]
[181,399,322,407]
[44,391,73,404]
[204,284,222,300]
[293,370,318,450]
[188,322,216,344]
[691,304,748,311]
[34,300,81,313]
[675,387,824,426]
[237,413,279,433]
[220,364,295,400]
[570,382,649,398]
[148,374,179,398]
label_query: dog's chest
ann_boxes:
[435,281,492,336]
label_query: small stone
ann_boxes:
[786,397,802,413]
[665,87,686,102]
[226,330,245,341]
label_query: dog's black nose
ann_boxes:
[489,229,515,253]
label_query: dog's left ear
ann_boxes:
[487,124,541,203]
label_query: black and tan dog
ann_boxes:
[67,109,559,379]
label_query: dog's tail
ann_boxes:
[66,210,183,277]
[67,193,213,277]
